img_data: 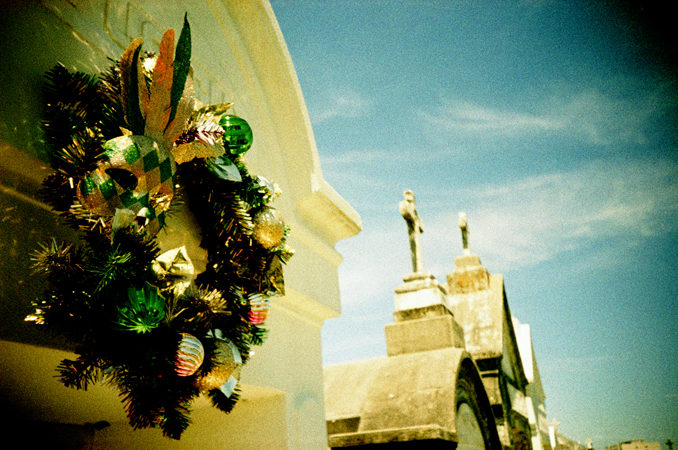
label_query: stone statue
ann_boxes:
[399,190,424,273]
[458,212,470,255]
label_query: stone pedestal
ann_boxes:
[385,304,466,356]
[386,272,465,356]
[447,255,490,294]
[394,271,450,311]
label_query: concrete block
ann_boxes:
[385,315,465,356]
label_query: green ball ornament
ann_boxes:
[219,115,253,154]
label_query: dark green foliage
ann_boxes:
[57,348,104,390]
[97,61,126,138]
[126,45,146,135]
[168,14,191,128]
[39,173,75,212]
[86,228,159,293]
[43,64,107,178]
[208,386,241,415]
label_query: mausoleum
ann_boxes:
[325,191,556,450]
[447,213,532,449]
[325,191,501,449]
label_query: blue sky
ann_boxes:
[269,1,677,447]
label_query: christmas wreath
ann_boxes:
[25,15,293,439]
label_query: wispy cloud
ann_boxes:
[419,84,667,147]
[308,88,374,123]
[335,226,408,306]
[428,158,678,271]
[330,156,678,306]
[419,100,564,135]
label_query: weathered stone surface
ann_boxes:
[393,303,452,322]
[329,425,456,449]
[394,272,450,311]
[447,244,531,449]
[385,314,465,356]
[396,271,439,292]
[399,190,425,273]
[327,416,361,435]
[447,255,490,294]
[325,347,499,449]
[326,349,462,428]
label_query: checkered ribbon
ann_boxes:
[77,135,177,232]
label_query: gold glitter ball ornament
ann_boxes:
[252,207,285,249]
[195,338,242,391]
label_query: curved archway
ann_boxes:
[455,358,502,450]
[457,400,486,450]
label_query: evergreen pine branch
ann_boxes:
[167,288,232,334]
[65,201,110,237]
[43,64,108,177]
[39,173,75,212]
[30,238,79,275]
[97,61,127,139]
[159,398,193,440]
[104,330,199,439]
[39,287,96,344]
[207,386,241,415]
[57,348,105,390]
[87,246,135,293]
[219,193,254,240]
[248,324,269,347]
[86,228,159,293]
[231,157,272,209]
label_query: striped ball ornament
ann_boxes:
[175,333,204,377]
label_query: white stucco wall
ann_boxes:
[513,317,550,450]
[0,1,360,448]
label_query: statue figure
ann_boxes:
[458,212,470,255]
[399,190,424,273]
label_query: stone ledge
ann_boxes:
[395,271,438,293]
[385,315,465,356]
[329,424,457,448]
[393,304,453,322]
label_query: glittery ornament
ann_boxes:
[114,283,166,334]
[219,115,253,154]
[175,333,204,377]
[195,337,242,393]
[252,207,285,249]
[247,293,270,325]
[76,135,176,235]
